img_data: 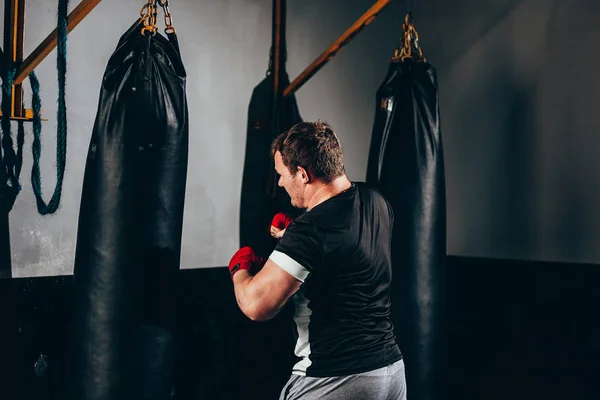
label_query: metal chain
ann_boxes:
[139,0,177,36]
[140,0,158,36]
[393,13,425,62]
[158,0,176,34]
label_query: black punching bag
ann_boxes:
[239,0,302,258]
[366,31,446,400]
[239,72,302,256]
[70,19,188,400]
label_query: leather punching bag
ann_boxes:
[366,53,446,399]
[239,0,303,259]
[239,71,302,257]
[70,20,188,400]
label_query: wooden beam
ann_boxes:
[14,0,103,85]
[4,0,25,117]
[283,0,392,97]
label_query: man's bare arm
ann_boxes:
[232,259,302,321]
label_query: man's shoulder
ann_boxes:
[351,181,374,194]
[287,212,321,236]
[353,182,394,221]
[354,182,389,204]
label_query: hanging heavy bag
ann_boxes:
[70,7,188,400]
[366,15,446,400]
[239,0,303,260]
[239,70,302,257]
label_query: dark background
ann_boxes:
[1,257,598,399]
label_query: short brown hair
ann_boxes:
[271,120,345,183]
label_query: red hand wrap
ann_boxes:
[228,246,266,278]
[271,212,293,230]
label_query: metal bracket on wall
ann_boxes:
[1,0,103,121]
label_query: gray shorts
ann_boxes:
[279,359,407,400]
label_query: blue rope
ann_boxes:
[31,0,69,215]
[0,0,69,214]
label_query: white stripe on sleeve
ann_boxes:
[269,250,311,282]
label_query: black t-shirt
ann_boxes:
[269,182,402,377]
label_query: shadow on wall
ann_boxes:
[442,0,600,263]
[426,0,523,70]
[441,7,529,259]
[536,0,600,263]
[493,77,538,259]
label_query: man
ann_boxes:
[229,121,406,399]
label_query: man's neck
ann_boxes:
[306,175,352,210]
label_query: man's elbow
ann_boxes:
[241,302,275,322]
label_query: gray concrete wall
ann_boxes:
[4,0,600,277]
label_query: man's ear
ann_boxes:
[297,166,311,184]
